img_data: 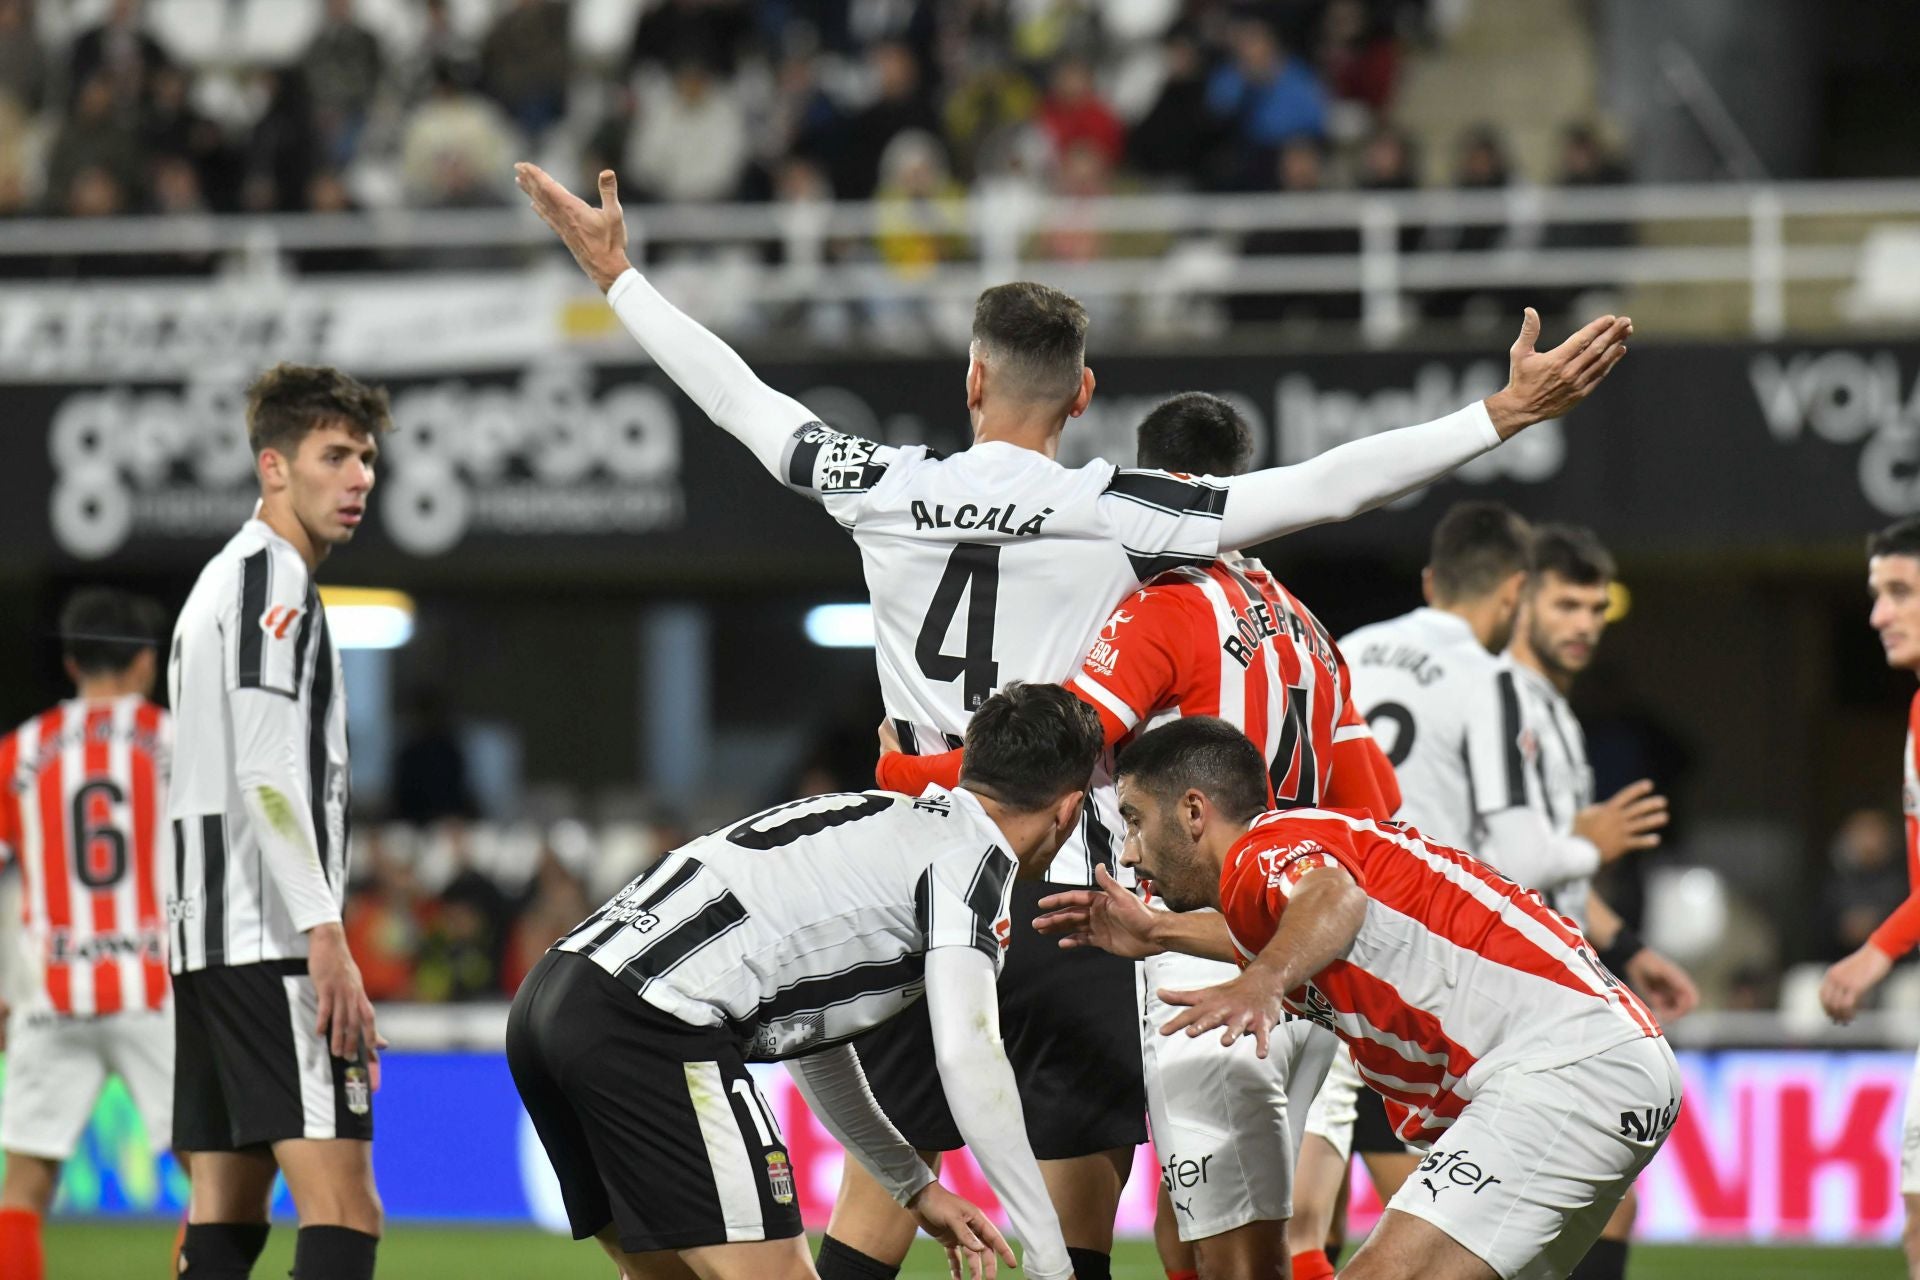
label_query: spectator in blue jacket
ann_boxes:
[1206,15,1327,189]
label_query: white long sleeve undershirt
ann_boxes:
[1476,804,1602,894]
[604,268,1507,547]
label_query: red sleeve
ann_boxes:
[1069,586,1198,742]
[876,747,963,794]
[0,730,17,867]
[1220,817,1367,967]
[1321,640,1401,818]
[1870,693,1920,958]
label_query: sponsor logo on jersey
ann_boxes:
[261,605,301,640]
[1413,1149,1503,1198]
[1257,840,1331,894]
[345,1064,371,1116]
[994,918,1012,949]
[1084,638,1120,676]
[1101,609,1133,640]
[765,1152,796,1205]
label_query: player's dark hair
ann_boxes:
[959,682,1104,812]
[971,282,1089,404]
[1428,501,1533,603]
[1135,393,1255,477]
[1115,716,1271,823]
[1869,517,1920,562]
[1530,523,1615,587]
[245,362,392,459]
[60,588,165,676]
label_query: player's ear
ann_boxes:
[1183,788,1208,837]
[1053,789,1086,836]
[257,446,286,494]
[1420,566,1437,606]
[1067,365,1095,419]
[965,346,985,411]
[62,656,82,687]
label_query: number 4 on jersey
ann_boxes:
[916,543,1001,710]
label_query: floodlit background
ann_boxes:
[4,0,1920,1270]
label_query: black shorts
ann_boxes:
[853,878,1147,1159]
[1352,1081,1412,1156]
[172,960,375,1151]
[507,950,804,1254]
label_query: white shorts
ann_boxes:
[1140,948,1338,1241]
[0,1005,173,1161]
[1901,1046,1920,1195]
[1384,1035,1682,1280]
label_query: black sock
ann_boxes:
[179,1223,271,1279]
[290,1226,378,1280]
[1568,1237,1628,1280]
[1066,1246,1112,1280]
[1326,1244,1343,1268]
[815,1234,901,1280]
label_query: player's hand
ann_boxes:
[309,921,380,1069]
[1623,946,1699,1022]
[1156,968,1288,1058]
[1820,943,1894,1024]
[1573,779,1668,863]
[514,163,632,293]
[1484,308,1632,438]
[907,1181,1017,1280]
[1034,865,1164,959]
[877,717,902,758]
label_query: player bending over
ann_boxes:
[1066,717,1681,1280]
[509,682,1108,1280]
[0,590,174,1280]
[517,158,1630,1280]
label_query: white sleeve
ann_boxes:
[228,689,339,931]
[786,1046,937,1207]
[1476,805,1601,893]
[1097,469,1231,581]
[605,269,897,521]
[926,947,1072,1280]
[919,845,1015,960]
[1217,401,1502,548]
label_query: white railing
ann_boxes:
[7,178,1919,345]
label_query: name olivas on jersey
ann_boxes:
[1354,641,1445,687]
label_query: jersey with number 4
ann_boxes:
[0,696,172,1016]
[782,427,1228,882]
[554,786,1016,1061]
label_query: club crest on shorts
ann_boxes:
[764,1152,795,1205]
[344,1064,371,1116]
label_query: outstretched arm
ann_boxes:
[1216,309,1632,548]
[515,164,818,479]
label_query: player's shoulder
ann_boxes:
[1907,685,1920,733]
[1100,467,1231,518]
[191,522,309,612]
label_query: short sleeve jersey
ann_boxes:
[0,696,172,1015]
[1216,808,1661,1148]
[1339,607,1521,848]
[1869,691,1920,957]
[555,786,1017,1061]
[781,424,1228,883]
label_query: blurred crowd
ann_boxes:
[1,0,1635,309]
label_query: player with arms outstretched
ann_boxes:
[0,589,173,1280]
[1821,515,1920,1279]
[878,392,1397,1280]
[168,365,389,1280]
[1090,717,1681,1280]
[517,159,1630,1280]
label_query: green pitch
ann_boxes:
[40,1224,1904,1279]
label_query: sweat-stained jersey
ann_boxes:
[1217,808,1661,1148]
[0,696,171,1015]
[554,787,1015,1062]
[166,519,351,973]
[782,426,1228,883]
[1871,691,1920,957]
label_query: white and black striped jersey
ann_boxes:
[782,425,1227,884]
[1503,657,1597,920]
[554,786,1017,1062]
[1339,607,1518,847]
[165,518,350,972]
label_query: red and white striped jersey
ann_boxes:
[1218,808,1660,1148]
[1072,559,1386,811]
[0,696,172,1016]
